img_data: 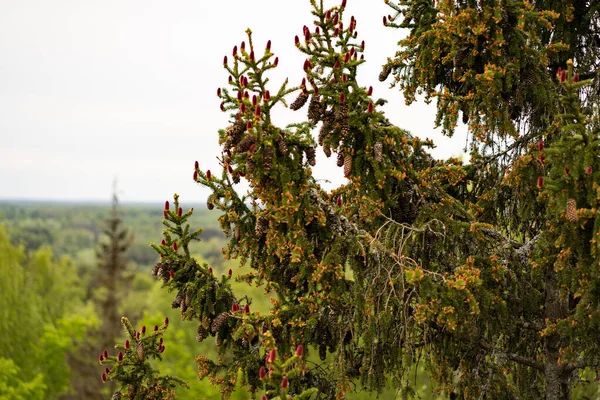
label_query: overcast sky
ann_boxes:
[0,0,466,203]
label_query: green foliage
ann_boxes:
[0,225,95,399]
[0,358,46,400]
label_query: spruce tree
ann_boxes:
[100,1,600,399]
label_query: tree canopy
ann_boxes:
[101,0,600,399]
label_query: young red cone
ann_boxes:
[295,344,304,356]
[101,373,107,383]
[141,325,146,334]
[281,376,289,389]
[125,339,130,349]
[206,170,212,180]
[172,241,178,251]
[118,351,124,362]
[228,268,233,277]
[164,201,170,210]
[586,166,593,175]
[537,176,544,188]
[266,39,271,50]
[164,317,169,326]
[538,140,544,152]
[177,207,183,217]
[259,366,267,380]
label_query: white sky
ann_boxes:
[0,0,466,203]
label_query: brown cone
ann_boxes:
[255,215,269,237]
[236,134,257,154]
[307,95,323,123]
[344,154,352,177]
[211,312,230,334]
[136,341,144,362]
[379,65,392,82]
[290,92,309,110]
[262,147,274,171]
[566,198,578,222]
[374,142,383,162]
[196,325,208,342]
[306,146,316,166]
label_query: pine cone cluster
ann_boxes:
[211,312,230,334]
[290,92,309,110]
[152,263,171,283]
[566,198,578,222]
[305,146,316,166]
[255,215,269,237]
[224,120,246,150]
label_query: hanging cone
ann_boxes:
[184,293,191,308]
[374,142,383,162]
[234,225,241,240]
[262,147,274,171]
[305,146,316,166]
[290,92,309,110]
[136,341,144,362]
[211,312,230,334]
[236,134,257,154]
[344,154,353,177]
[379,65,392,81]
[277,135,288,156]
[323,144,332,158]
[337,152,344,167]
[307,95,323,123]
[246,159,255,174]
[255,215,269,237]
[566,199,578,223]
[196,325,209,342]
[172,291,184,308]
[226,120,246,147]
